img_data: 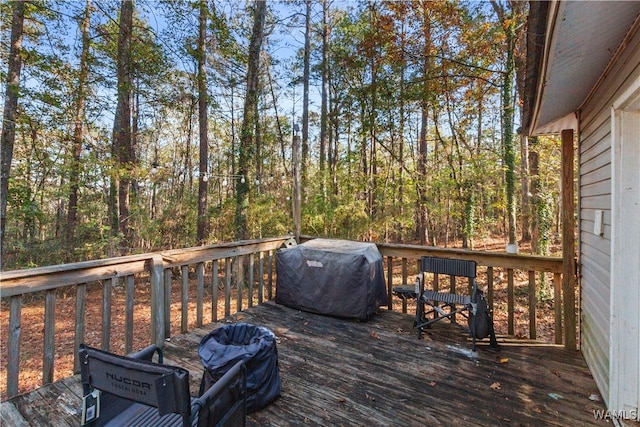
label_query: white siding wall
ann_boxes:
[578,25,640,405]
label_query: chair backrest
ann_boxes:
[79,344,192,426]
[421,256,476,279]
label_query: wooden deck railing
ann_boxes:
[0,236,289,399]
[0,236,575,400]
[374,242,573,348]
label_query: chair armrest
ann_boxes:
[127,344,163,364]
[195,360,246,407]
[392,285,418,299]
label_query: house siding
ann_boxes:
[577,23,640,405]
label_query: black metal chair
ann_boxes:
[393,256,499,351]
[79,343,246,426]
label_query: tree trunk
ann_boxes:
[109,108,119,243]
[504,23,517,247]
[492,0,518,247]
[235,0,266,240]
[397,18,406,242]
[196,0,209,245]
[520,133,531,242]
[515,2,530,243]
[367,2,379,232]
[319,0,329,187]
[182,97,195,199]
[417,106,429,245]
[1,0,25,262]
[292,134,301,241]
[254,100,261,184]
[131,86,140,201]
[113,0,134,251]
[330,79,339,198]
[266,67,288,176]
[415,4,431,245]
[66,0,91,248]
[302,0,311,188]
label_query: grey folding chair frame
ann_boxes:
[394,256,499,351]
[79,343,247,426]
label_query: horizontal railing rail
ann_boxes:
[0,236,290,399]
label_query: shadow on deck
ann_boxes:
[2,301,605,426]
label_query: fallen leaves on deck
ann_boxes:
[273,327,289,336]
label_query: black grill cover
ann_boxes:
[275,238,388,320]
[198,323,281,413]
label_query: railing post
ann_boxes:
[163,268,172,339]
[7,295,22,398]
[433,272,440,318]
[449,275,455,321]
[125,275,135,354]
[258,252,264,304]
[554,272,563,345]
[101,278,114,351]
[386,256,393,311]
[43,289,56,384]
[401,258,408,287]
[197,262,205,327]
[561,128,577,350]
[267,250,274,300]
[248,253,255,308]
[507,268,515,335]
[181,265,189,334]
[225,258,232,317]
[150,255,165,347]
[74,284,87,373]
[237,254,245,312]
[486,266,494,313]
[212,260,219,322]
[528,271,536,339]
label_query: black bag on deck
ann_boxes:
[198,323,281,413]
[468,289,500,349]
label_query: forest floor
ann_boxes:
[0,236,565,400]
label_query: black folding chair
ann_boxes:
[79,343,246,426]
[393,256,499,351]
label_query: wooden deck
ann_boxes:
[2,301,605,426]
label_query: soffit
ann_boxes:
[531,1,640,135]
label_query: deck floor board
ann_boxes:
[2,301,605,426]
